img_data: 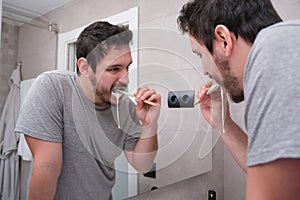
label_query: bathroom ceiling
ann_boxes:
[2,0,73,25]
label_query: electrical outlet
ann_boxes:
[167,90,195,108]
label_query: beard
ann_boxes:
[90,75,128,106]
[214,58,244,103]
[90,75,111,106]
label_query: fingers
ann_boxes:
[195,81,222,104]
[135,87,154,100]
[135,87,161,106]
[195,85,210,105]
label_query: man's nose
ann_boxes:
[119,71,129,85]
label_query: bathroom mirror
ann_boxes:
[0,1,224,200]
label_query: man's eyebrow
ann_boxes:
[192,50,197,54]
[107,64,122,68]
[107,61,132,68]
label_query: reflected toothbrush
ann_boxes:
[114,89,157,106]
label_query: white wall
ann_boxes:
[272,0,300,20]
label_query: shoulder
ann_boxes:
[37,70,76,82]
[245,19,300,77]
[255,19,300,46]
[27,70,77,102]
[33,70,77,89]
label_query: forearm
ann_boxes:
[128,123,158,173]
[220,118,248,172]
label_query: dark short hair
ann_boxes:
[177,0,282,53]
[76,21,133,74]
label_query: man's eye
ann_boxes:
[193,51,202,58]
[108,67,120,72]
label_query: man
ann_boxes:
[15,21,161,200]
[178,0,300,199]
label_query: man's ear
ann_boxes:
[77,58,90,77]
[214,25,234,57]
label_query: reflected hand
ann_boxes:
[134,87,161,126]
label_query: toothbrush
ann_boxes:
[206,84,220,95]
[114,89,157,106]
[194,84,220,105]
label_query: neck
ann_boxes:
[229,37,253,89]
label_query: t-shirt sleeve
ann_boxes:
[15,73,63,142]
[244,24,300,166]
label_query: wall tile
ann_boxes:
[272,0,300,20]
[138,0,188,24]
[0,22,19,115]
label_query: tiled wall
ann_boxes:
[0,22,19,114]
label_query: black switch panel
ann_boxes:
[168,90,195,108]
[208,190,216,200]
[143,163,156,179]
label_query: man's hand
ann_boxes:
[195,82,229,132]
[134,87,161,126]
[196,82,248,171]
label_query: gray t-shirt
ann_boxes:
[15,70,141,200]
[244,19,300,166]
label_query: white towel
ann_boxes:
[17,79,35,161]
[17,134,33,161]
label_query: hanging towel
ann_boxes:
[0,66,21,200]
[17,79,35,161]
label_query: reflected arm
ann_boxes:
[25,135,62,200]
[125,123,158,173]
